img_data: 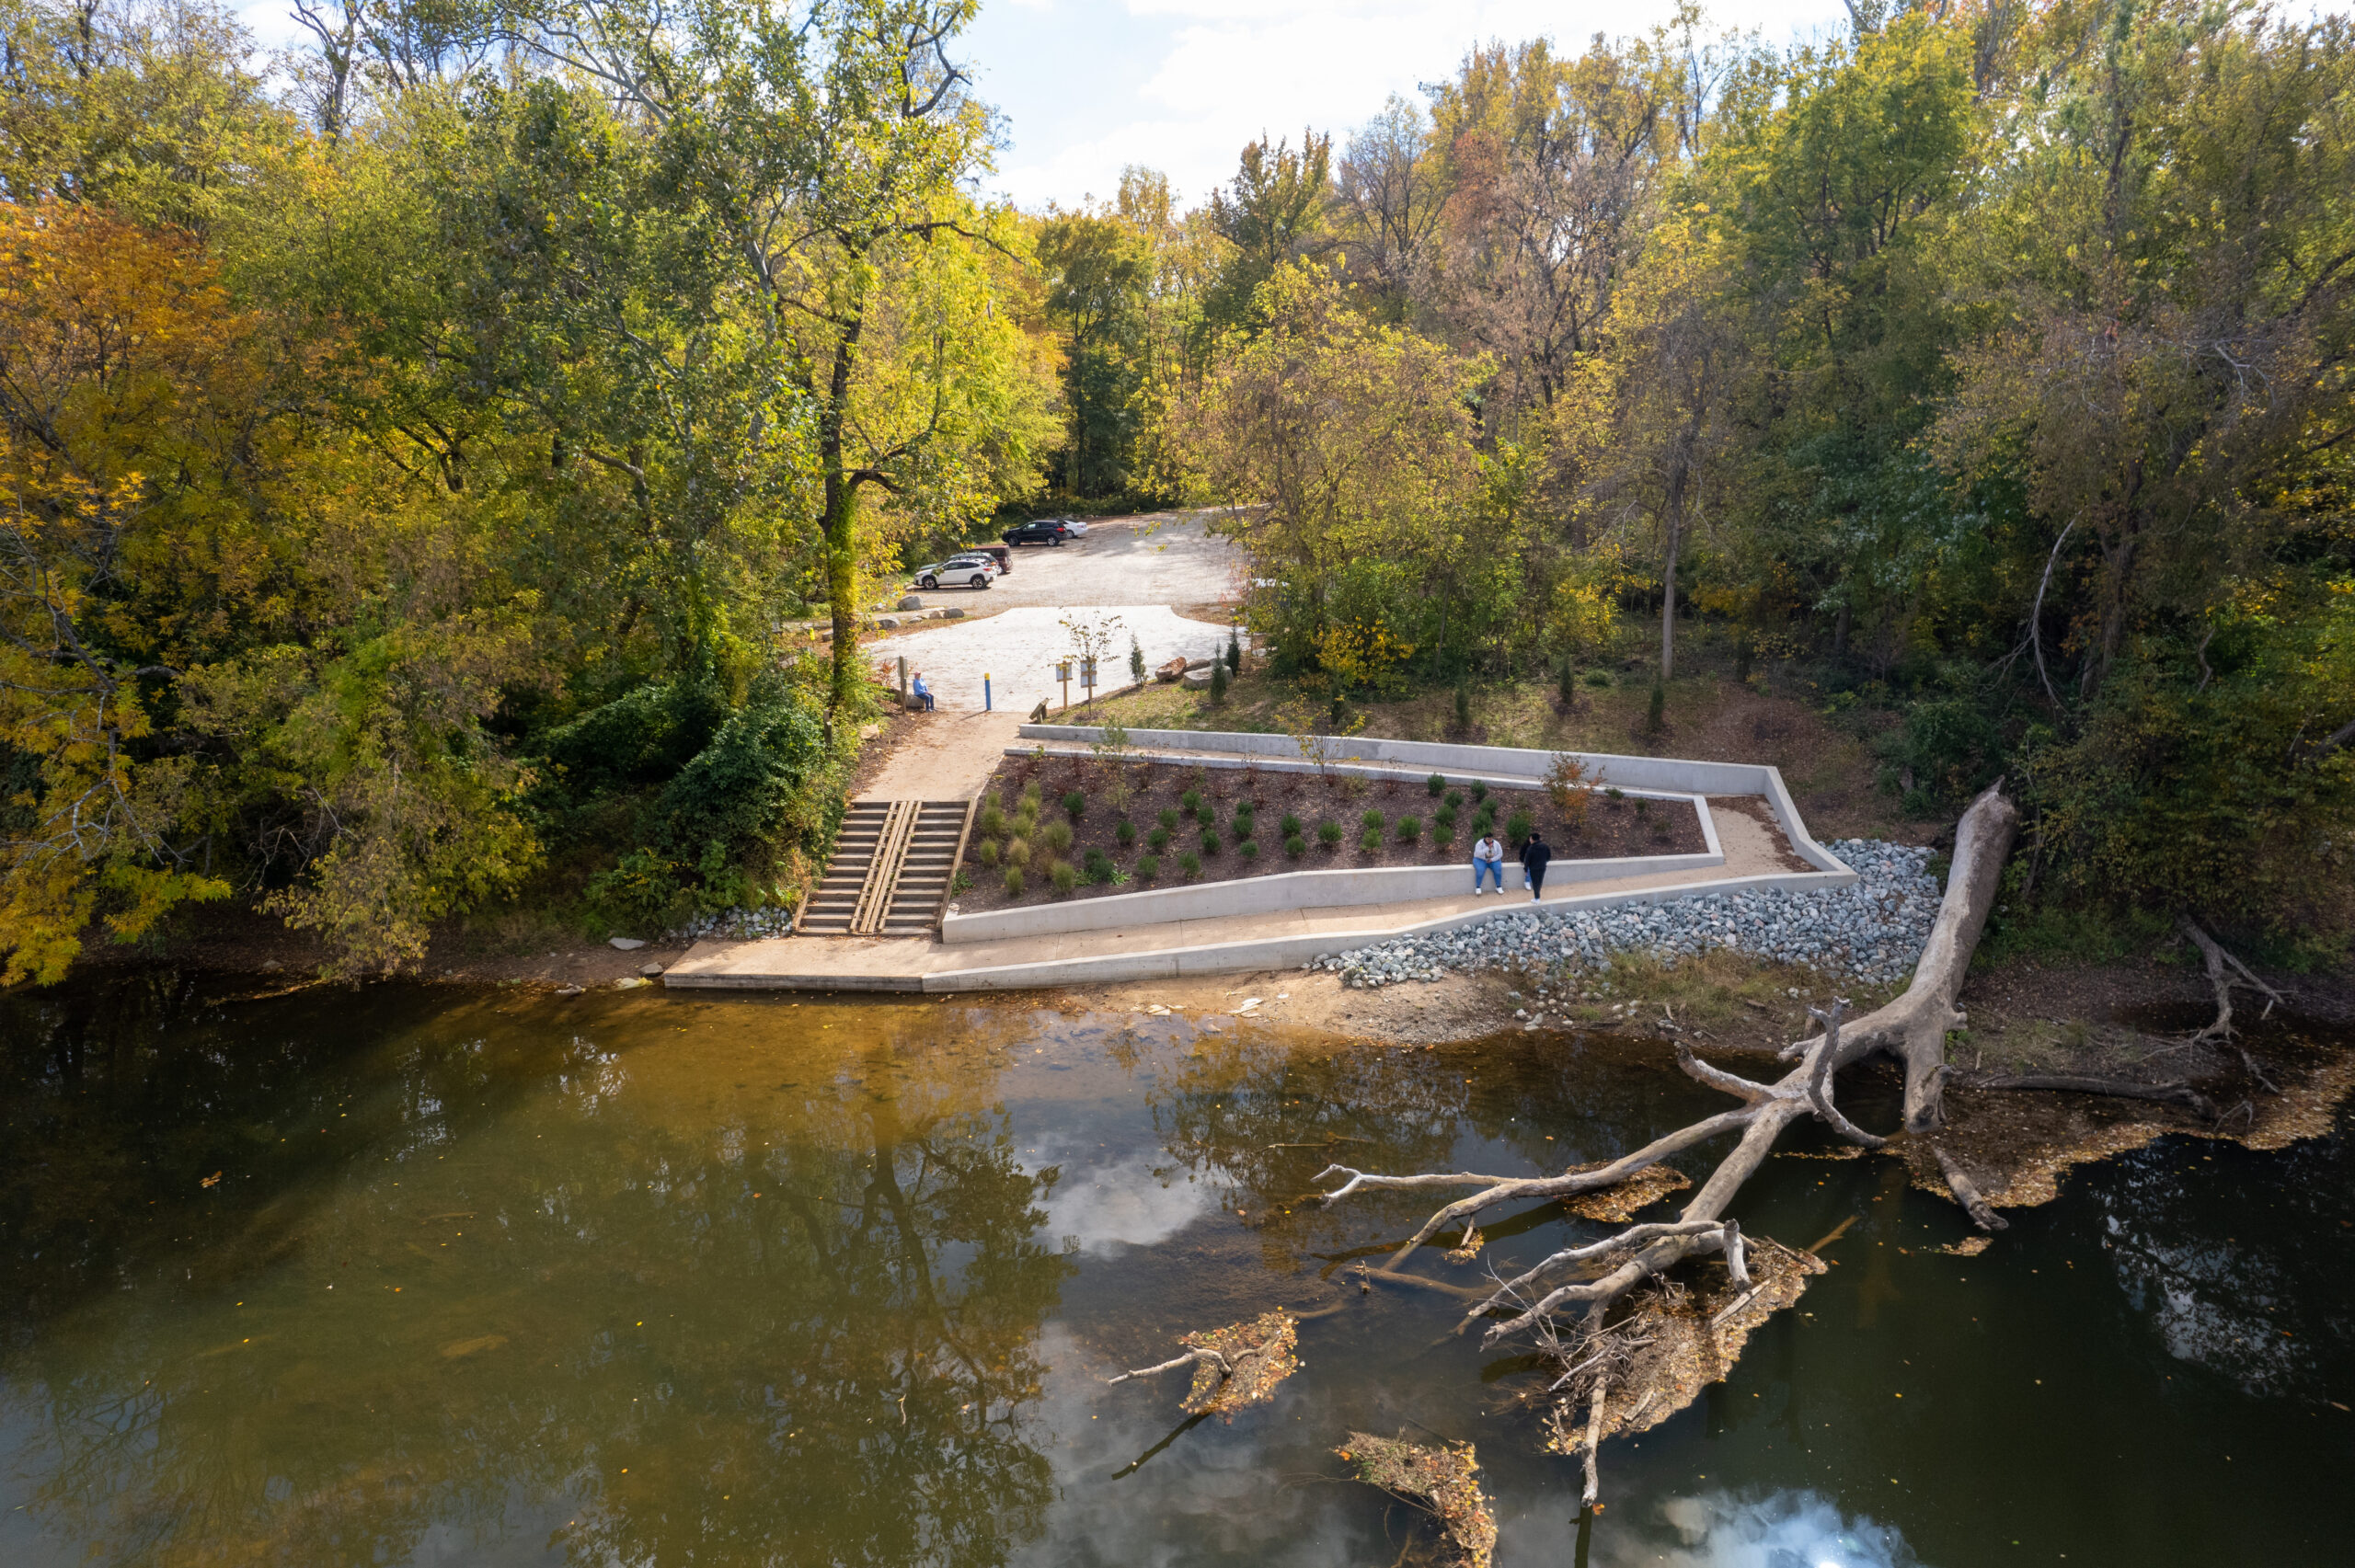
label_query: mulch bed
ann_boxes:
[952,753,1706,911]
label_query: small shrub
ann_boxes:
[1003,865,1025,897]
[1650,819,1673,843]
[1225,627,1242,675]
[1015,805,1039,835]
[1506,807,1534,845]
[1284,832,1306,858]
[1195,803,1216,828]
[1178,850,1202,880]
[1443,788,1464,809]
[1136,853,1161,882]
[1426,773,1445,796]
[1115,818,1137,848]
[1043,819,1074,853]
[1200,827,1221,855]
[1158,807,1179,830]
[1361,807,1385,830]
[1179,790,1201,815]
[1051,860,1079,894]
[1470,781,1488,804]
[1646,680,1666,734]
[979,804,1006,838]
[1359,827,1383,854]
[1317,819,1343,847]
[1472,807,1496,837]
[1238,839,1259,861]
[1583,668,1611,688]
[1006,838,1032,868]
[1063,789,1087,822]
[977,840,1001,868]
[1434,803,1456,830]
[1431,821,1455,852]
[1020,782,1041,808]
[1635,797,1649,817]
[1280,812,1303,837]
[1396,815,1422,843]
[1604,785,1625,802]
[1147,826,1171,852]
[1209,658,1229,704]
[1557,654,1577,708]
[1232,800,1255,828]
[1083,847,1114,883]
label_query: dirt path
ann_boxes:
[860,709,1028,801]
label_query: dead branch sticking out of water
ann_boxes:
[1106,1310,1299,1419]
[1336,1433,1498,1568]
[1312,784,2020,1503]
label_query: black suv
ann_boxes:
[1001,518,1074,546]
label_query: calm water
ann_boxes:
[1,974,2349,1567]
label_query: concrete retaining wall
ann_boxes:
[917,867,1853,991]
[938,843,1723,945]
[1014,724,1844,875]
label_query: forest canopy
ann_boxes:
[1,0,2349,982]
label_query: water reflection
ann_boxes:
[3,983,1074,1567]
[1,982,2349,1568]
[1598,1491,1920,1568]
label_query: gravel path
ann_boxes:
[1312,841,1941,989]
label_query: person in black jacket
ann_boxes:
[1519,830,1552,902]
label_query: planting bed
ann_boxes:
[952,753,1707,911]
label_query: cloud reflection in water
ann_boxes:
[1601,1490,1923,1568]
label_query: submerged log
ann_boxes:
[1312,784,2022,1502]
[1336,1433,1498,1568]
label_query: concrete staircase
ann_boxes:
[798,799,973,937]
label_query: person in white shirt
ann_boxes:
[1472,831,1505,894]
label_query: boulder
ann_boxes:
[875,615,901,630]
[1156,655,1189,683]
[609,936,647,951]
[897,593,925,611]
[940,607,967,620]
[1181,668,1214,690]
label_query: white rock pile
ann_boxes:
[673,905,797,944]
[1312,839,1942,990]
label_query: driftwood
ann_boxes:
[1931,1144,2009,1232]
[1965,1072,2219,1120]
[2179,915,2285,1092]
[1336,1433,1498,1568]
[1312,783,2022,1504]
[1107,1311,1300,1419]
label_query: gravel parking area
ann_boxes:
[910,511,1244,610]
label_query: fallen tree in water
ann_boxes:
[1313,782,2024,1506]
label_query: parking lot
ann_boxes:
[907,510,1242,610]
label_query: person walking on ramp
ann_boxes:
[1472,830,1505,894]
[1520,830,1552,902]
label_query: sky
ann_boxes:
[957,0,1856,211]
[230,0,1856,213]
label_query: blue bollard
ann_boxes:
[983,674,992,712]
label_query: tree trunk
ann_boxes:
[1660,484,1683,682]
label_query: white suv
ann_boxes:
[914,555,997,589]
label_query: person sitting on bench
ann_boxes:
[912,671,935,712]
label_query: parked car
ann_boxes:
[1056,516,1089,537]
[1001,518,1074,546]
[913,555,997,589]
[971,543,1013,574]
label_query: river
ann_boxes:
[2,973,2348,1565]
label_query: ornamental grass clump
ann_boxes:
[1043,820,1074,853]
[1005,838,1032,869]
[977,840,1000,868]
[1051,860,1078,894]
[1002,866,1024,897]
